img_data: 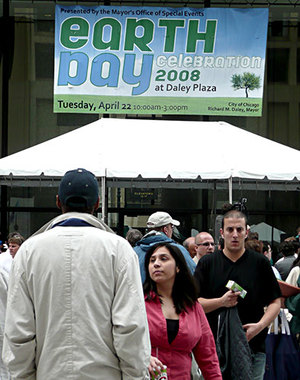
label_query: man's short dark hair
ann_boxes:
[279,241,296,257]
[221,210,247,230]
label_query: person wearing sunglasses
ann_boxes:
[194,232,215,264]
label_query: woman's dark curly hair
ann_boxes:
[143,242,198,314]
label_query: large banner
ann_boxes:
[54,6,268,116]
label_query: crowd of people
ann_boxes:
[0,168,299,379]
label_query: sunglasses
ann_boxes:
[196,242,215,247]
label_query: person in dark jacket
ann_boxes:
[134,211,196,284]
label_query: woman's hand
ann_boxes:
[148,355,164,378]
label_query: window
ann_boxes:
[267,48,289,83]
[35,42,54,79]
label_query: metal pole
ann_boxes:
[101,176,106,223]
[228,176,233,204]
[1,0,10,240]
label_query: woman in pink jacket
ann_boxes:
[144,242,222,380]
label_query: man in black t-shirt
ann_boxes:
[194,210,281,380]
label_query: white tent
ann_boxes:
[0,118,300,181]
[0,118,300,219]
[250,222,286,242]
[0,118,300,208]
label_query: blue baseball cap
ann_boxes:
[58,168,99,208]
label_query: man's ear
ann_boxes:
[220,228,224,239]
[56,195,62,210]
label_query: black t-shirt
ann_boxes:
[194,249,282,353]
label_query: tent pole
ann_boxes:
[228,176,233,204]
[1,0,10,240]
[271,225,274,246]
[101,176,106,223]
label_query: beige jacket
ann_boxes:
[3,213,150,379]
[0,251,12,380]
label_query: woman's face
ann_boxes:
[9,243,20,259]
[148,246,178,286]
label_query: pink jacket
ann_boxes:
[145,293,222,380]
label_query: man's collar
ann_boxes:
[143,230,165,239]
[32,212,114,236]
[222,248,246,262]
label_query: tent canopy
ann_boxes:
[250,222,286,243]
[0,118,300,190]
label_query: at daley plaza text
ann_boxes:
[56,9,263,96]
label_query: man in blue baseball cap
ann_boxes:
[57,167,100,211]
[3,168,151,380]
